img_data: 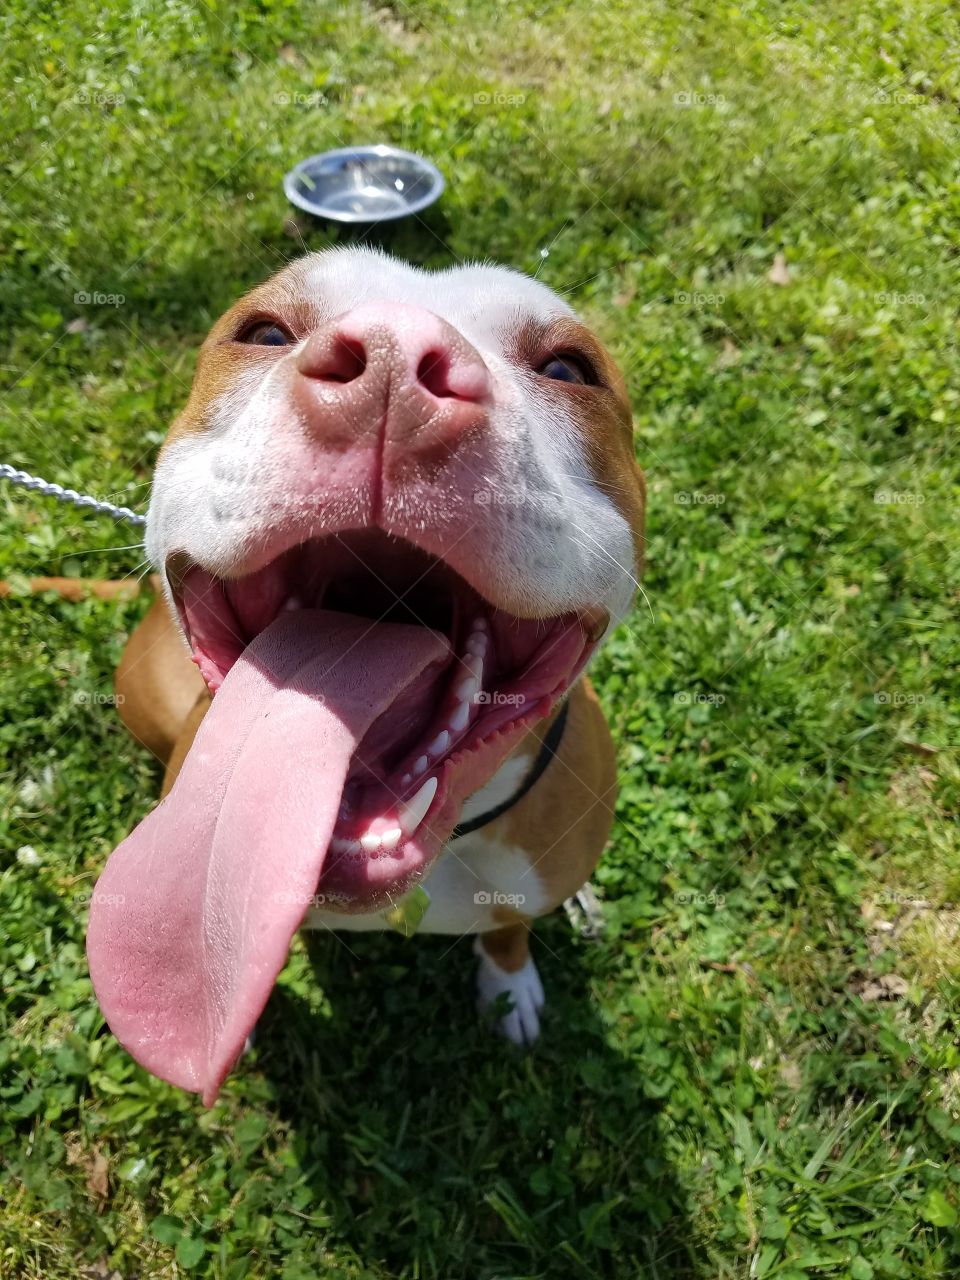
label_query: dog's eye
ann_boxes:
[537,354,594,385]
[236,320,295,347]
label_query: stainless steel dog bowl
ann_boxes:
[283,145,445,223]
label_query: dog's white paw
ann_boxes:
[474,940,545,1046]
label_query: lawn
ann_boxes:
[2,0,959,1276]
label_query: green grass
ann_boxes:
[2,0,959,1276]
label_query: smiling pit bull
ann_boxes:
[86,247,646,1105]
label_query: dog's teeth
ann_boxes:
[449,700,470,732]
[455,678,480,703]
[398,776,438,835]
[360,831,382,854]
[428,730,450,757]
[412,754,429,777]
[455,672,481,702]
[400,772,412,787]
[331,836,360,855]
[455,653,483,700]
[379,826,402,852]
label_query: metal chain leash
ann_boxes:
[0,462,147,527]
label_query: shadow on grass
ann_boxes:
[253,919,697,1279]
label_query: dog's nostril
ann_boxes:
[416,349,455,399]
[311,336,367,384]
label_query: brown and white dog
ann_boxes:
[86,247,645,1105]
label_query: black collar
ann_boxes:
[449,700,569,839]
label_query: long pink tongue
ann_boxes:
[87,609,448,1105]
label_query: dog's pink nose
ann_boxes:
[297,302,491,404]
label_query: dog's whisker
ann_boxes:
[553,469,638,501]
[64,542,146,558]
[569,524,654,622]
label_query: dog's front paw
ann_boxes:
[474,940,545,1046]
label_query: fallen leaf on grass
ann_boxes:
[856,972,909,1001]
[717,337,741,367]
[66,1137,110,1205]
[779,1059,802,1090]
[899,739,939,757]
[768,252,790,285]
[86,1148,109,1202]
[278,43,306,68]
[81,1260,123,1280]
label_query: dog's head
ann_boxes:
[151,246,643,633]
[89,248,645,1101]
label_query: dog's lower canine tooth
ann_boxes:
[449,700,470,732]
[455,673,481,702]
[398,776,437,835]
[455,653,483,700]
[464,651,484,679]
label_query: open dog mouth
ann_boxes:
[169,530,606,910]
[88,526,607,1103]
